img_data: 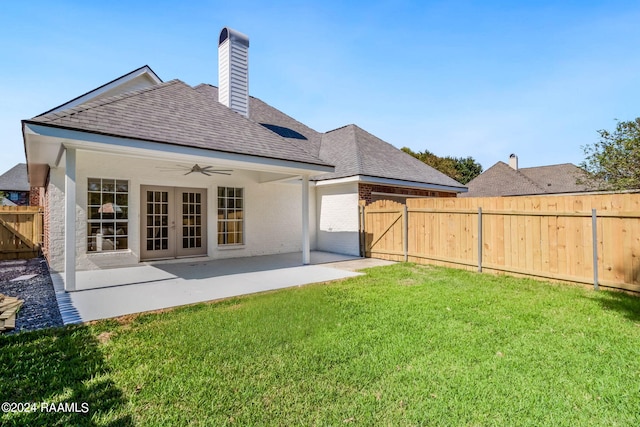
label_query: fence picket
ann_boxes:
[363,194,640,294]
[0,206,43,260]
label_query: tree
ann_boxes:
[580,118,640,191]
[402,147,483,184]
[454,156,484,185]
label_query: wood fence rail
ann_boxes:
[0,206,43,260]
[361,194,640,294]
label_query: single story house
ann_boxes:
[460,154,595,197]
[22,27,466,291]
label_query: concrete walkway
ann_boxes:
[51,252,395,324]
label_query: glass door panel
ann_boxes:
[140,186,206,260]
[177,189,207,257]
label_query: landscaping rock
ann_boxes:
[0,257,63,334]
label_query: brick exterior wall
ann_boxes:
[29,186,44,206]
[358,183,457,205]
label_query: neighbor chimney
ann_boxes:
[509,153,518,170]
[218,27,250,117]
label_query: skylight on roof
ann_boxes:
[260,123,307,140]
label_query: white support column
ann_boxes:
[302,175,310,265]
[64,147,77,291]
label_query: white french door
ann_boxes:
[140,186,207,260]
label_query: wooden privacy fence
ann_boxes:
[0,206,43,260]
[362,194,640,294]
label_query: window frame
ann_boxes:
[217,186,244,246]
[87,178,129,252]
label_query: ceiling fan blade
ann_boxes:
[184,171,194,175]
[201,171,212,176]
[212,171,232,175]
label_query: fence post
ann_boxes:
[403,205,408,262]
[592,208,599,291]
[478,207,483,272]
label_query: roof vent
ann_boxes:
[218,27,250,117]
[509,153,518,170]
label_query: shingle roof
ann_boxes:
[194,84,464,189]
[315,125,465,188]
[520,163,592,193]
[461,161,594,197]
[195,84,324,158]
[0,163,30,191]
[28,80,331,168]
[28,75,464,190]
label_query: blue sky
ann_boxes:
[2,1,640,176]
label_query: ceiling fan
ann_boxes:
[157,164,233,176]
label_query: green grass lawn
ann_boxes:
[2,264,640,426]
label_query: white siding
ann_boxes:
[47,151,312,271]
[315,182,360,256]
[218,38,249,117]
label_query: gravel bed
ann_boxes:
[0,257,63,334]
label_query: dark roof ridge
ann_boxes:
[348,125,364,173]
[36,80,183,121]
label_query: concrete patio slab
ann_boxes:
[51,252,393,324]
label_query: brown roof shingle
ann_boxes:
[0,163,30,191]
[28,80,331,168]
[196,84,465,189]
[461,161,594,197]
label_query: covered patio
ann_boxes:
[51,251,394,324]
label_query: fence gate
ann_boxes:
[0,206,43,260]
[361,200,407,261]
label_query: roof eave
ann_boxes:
[313,174,467,193]
[22,121,334,176]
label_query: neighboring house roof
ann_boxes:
[0,163,30,191]
[461,161,593,197]
[195,84,465,190]
[26,80,330,169]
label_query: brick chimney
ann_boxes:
[218,27,250,117]
[509,153,518,170]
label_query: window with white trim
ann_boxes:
[87,178,129,252]
[217,187,243,245]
